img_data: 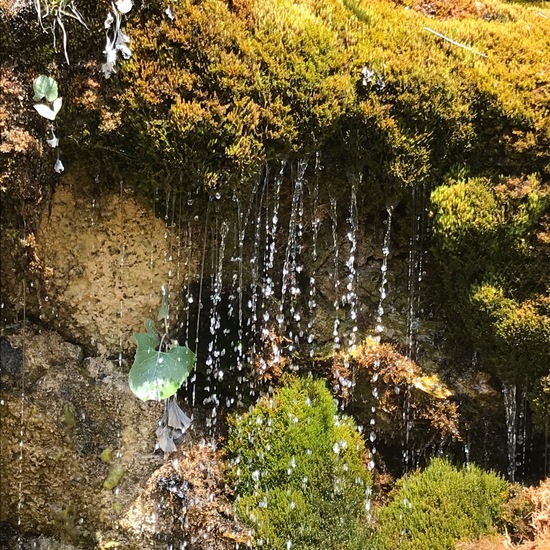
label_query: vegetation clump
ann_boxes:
[430,174,549,415]
[225,376,371,549]
[332,338,460,467]
[372,458,511,550]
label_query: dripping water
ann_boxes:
[204,220,229,436]
[236,176,261,397]
[345,172,359,351]
[258,161,286,372]
[330,197,341,353]
[503,382,517,482]
[403,183,428,470]
[247,175,266,379]
[368,205,393,474]
[306,153,322,356]
[192,198,211,409]
[279,159,308,357]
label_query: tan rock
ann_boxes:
[32,168,189,354]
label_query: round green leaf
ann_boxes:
[129,322,195,401]
[33,75,58,103]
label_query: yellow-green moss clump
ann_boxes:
[372,459,511,550]
[225,376,371,549]
[94,0,550,192]
[3,0,550,194]
[430,173,549,432]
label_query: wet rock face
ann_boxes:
[29,169,190,354]
[0,338,23,389]
[0,328,164,546]
[0,327,245,548]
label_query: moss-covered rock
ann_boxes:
[430,174,549,402]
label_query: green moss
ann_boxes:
[372,459,510,550]
[100,448,113,463]
[532,374,550,435]
[4,0,550,195]
[470,284,550,380]
[225,376,371,549]
[431,178,503,250]
[103,462,125,490]
[430,175,549,386]
[90,0,550,193]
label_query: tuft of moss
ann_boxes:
[372,458,511,550]
[225,376,372,549]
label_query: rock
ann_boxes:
[332,338,461,473]
[120,439,251,549]
[0,327,162,546]
[29,168,191,354]
[0,337,23,390]
[0,327,245,548]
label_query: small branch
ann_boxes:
[424,26,488,58]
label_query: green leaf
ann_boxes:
[33,75,58,103]
[129,321,195,401]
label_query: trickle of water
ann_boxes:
[247,172,267,377]
[204,222,229,435]
[182,219,193,348]
[192,198,211,408]
[345,173,360,350]
[368,205,393,473]
[330,197,341,352]
[518,388,528,481]
[503,382,518,482]
[374,206,393,344]
[278,159,308,351]
[405,183,429,362]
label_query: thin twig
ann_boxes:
[424,26,488,58]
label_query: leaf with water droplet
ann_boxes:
[33,75,58,102]
[129,320,195,401]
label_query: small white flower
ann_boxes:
[101,62,117,79]
[361,65,375,86]
[46,131,59,148]
[118,44,132,59]
[104,42,118,64]
[117,31,131,45]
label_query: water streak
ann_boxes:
[369,205,393,472]
[503,382,517,482]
